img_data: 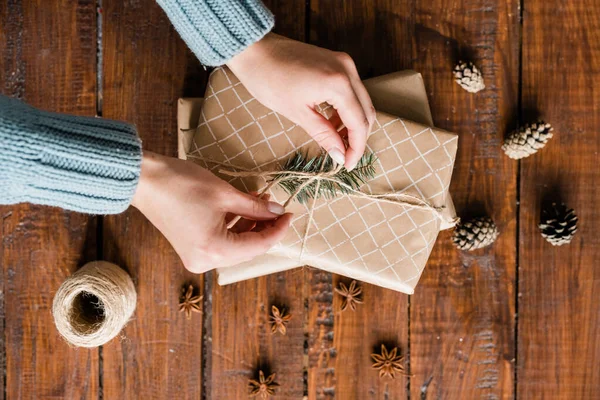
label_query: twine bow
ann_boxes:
[188,154,451,259]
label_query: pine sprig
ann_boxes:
[273,151,377,204]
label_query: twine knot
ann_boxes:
[189,154,450,259]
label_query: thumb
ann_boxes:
[299,108,347,166]
[227,191,286,220]
[225,213,293,265]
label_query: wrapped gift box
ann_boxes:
[178,67,458,294]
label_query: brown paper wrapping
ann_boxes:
[179,67,458,294]
[179,70,457,228]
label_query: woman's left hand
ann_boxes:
[227,33,375,171]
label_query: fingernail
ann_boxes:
[329,148,345,165]
[267,202,285,215]
[346,161,357,171]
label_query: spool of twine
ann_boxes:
[52,261,137,348]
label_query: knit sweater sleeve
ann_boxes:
[156,0,274,66]
[0,95,142,214]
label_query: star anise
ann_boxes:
[269,305,292,335]
[178,284,203,319]
[371,344,407,379]
[249,370,279,399]
[334,280,363,312]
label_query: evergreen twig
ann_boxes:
[272,151,377,204]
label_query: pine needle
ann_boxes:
[273,151,377,204]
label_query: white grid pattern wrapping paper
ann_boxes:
[186,67,458,294]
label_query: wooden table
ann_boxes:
[1,0,598,398]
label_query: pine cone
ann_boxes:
[453,61,485,93]
[452,216,499,251]
[539,203,578,246]
[502,121,554,160]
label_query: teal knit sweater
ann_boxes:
[0,0,274,214]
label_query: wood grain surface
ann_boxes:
[409,0,520,398]
[517,0,600,398]
[0,0,599,398]
[0,1,99,399]
[101,0,205,398]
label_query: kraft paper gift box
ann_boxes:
[178,67,458,294]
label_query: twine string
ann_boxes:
[188,155,449,258]
[297,157,329,259]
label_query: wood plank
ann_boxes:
[307,1,415,398]
[518,0,600,397]
[410,0,519,398]
[0,0,99,398]
[306,268,335,400]
[204,2,308,398]
[101,0,205,398]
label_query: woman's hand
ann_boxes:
[131,151,292,274]
[227,33,375,171]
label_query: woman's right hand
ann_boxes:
[131,151,292,274]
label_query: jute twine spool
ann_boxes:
[52,261,137,348]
